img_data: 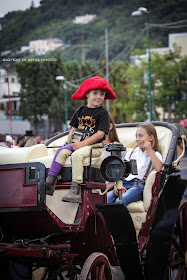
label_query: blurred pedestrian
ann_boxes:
[25,137,37,147]
[6,135,14,148]
[15,135,26,148]
[0,132,10,148]
[35,135,42,144]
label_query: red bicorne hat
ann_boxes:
[71,76,116,100]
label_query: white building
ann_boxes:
[29,38,63,55]
[169,33,187,56]
[132,32,187,66]
[0,68,31,135]
[0,68,21,99]
[73,14,96,24]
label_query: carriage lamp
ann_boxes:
[101,156,137,182]
[100,143,138,182]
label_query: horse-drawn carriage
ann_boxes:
[0,121,186,280]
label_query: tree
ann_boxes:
[124,46,187,122]
[152,47,187,122]
[16,53,69,133]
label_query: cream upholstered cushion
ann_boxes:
[116,125,172,162]
[116,125,171,234]
[0,144,48,165]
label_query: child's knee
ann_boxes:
[56,149,72,164]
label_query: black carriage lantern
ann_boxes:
[101,156,125,182]
[101,143,138,182]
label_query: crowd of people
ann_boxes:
[0,130,44,149]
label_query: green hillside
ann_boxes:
[0,0,186,64]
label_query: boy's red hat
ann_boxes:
[71,76,116,100]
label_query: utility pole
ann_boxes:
[105,28,109,111]
[81,24,85,64]
[131,7,153,121]
[146,13,152,121]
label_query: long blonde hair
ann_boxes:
[137,123,161,153]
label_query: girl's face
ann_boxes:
[136,126,153,150]
[86,89,106,108]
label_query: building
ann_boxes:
[0,68,31,135]
[169,33,187,56]
[73,14,96,24]
[132,32,187,66]
[29,38,63,55]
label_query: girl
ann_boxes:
[107,123,163,206]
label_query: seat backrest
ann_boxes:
[116,124,173,162]
[116,122,178,235]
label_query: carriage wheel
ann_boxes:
[80,252,112,280]
[169,201,187,280]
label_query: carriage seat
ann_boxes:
[116,125,172,235]
[0,144,48,165]
[0,142,106,170]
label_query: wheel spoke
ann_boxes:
[170,258,184,268]
[169,202,187,280]
[98,263,105,280]
[80,252,112,280]
[172,237,185,258]
[91,264,98,280]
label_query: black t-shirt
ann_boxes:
[69,105,110,143]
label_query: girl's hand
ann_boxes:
[143,141,152,152]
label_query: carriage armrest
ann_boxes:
[127,170,157,213]
[143,170,157,211]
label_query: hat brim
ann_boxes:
[72,76,116,100]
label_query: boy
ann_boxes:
[45,76,116,203]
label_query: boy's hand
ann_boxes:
[72,141,85,151]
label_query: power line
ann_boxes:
[150,19,187,27]
[61,19,187,86]
[155,25,187,29]
[68,27,146,84]
[107,28,146,76]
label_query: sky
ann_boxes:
[0,0,41,18]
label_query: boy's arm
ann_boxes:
[72,130,105,151]
[66,127,76,144]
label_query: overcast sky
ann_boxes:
[0,0,41,18]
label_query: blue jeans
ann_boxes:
[107,179,144,206]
